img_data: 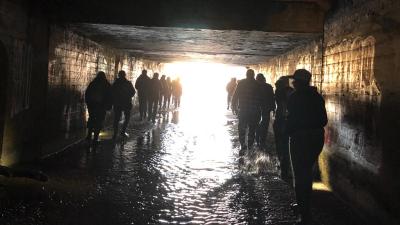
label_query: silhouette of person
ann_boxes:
[163,76,173,109]
[172,78,182,109]
[159,75,167,109]
[231,69,262,152]
[273,76,294,180]
[147,72,162,122]
[255,73,275,150]
[286,69,327,225]
[135,69,150,120]
[111,70,136,139]
[85,71,112,148]
[226,77,237,110]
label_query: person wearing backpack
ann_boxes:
[112,70,136,139]
[85,71,112,148]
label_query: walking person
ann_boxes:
[135,69,150,120]
[85,71,112,148]
[163,77,173,110]
[273,76,294,180]
[112,70,136,139]
[226,77,237,110]
[147,72,162,123]
[159,75,167,109]
[286,69,327,225]
[172,78,182,109]
[231,69,262,153]
[255,73,275,150]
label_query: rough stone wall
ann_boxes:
[0,0,49,165]
[254,0,400,223]
[45,26,164,155]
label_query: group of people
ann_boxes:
[229,69,327,225]
[135,69,182,122]
[84,69,182,148]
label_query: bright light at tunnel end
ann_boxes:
[163,61,247,128]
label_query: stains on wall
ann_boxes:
[9,39,33,117]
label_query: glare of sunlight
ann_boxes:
[162,61,247,184]
[163,61,246,133]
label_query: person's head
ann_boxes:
[246,69,255,79]
[118,70,127,79]
[289,69,311,90]
[167,76,171,81]
[275,76,290,89]
[142,69,147,76]
[231,77,236,82]
[161,75,166,80]
[95,71,107,81]
[256,73,266,82]
[153,73,159,79]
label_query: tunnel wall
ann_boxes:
[254,0,400,223]
[44,25,164,156]
[0,0,49,165]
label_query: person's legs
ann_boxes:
[259,111,270,149]
[247,111,259,149]
[138,95,145,119]
[152,99,159,122]
[290,129,324,223]
[92,109,106,148]
[121,108,131,135]
[113,107,122,139]
[147,99,153,121]
[86,107,94,141]
[227,94,231,110]
[238,113,247,151]
[290,134,310,222]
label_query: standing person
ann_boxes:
[255,73,275,150]
[273,76,294,180]
[85,71,112,148]
[163,76,173,110]
[231,69,262,152]
[112,70,136,139]
[226,77,237,110]
[147,73,162,122]
[135,69,150,120]
[287,69,327,225]
[172,78,182,108]
[159,75,167,109]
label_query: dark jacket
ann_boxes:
[286,86,327,134]
[148,78,162,100]
[275,86,294,121]
[135,74,150,96]
[85,78,112,110]
[232,78,262,115]
[112,77,135,109]
[259,82,275,112]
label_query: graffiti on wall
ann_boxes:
[9,40,33,117]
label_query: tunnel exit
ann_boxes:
[163,62,246,127]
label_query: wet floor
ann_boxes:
[0,104,365,225]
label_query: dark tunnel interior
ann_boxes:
[0,0,399,224]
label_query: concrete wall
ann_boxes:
[44,25,164,156]
[0,0,164,163]
[254,0,400,223]
[0,0,49,165]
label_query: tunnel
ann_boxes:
[0,0,399,224]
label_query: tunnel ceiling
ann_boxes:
[71,23,321,65]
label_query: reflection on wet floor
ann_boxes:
[0,104,364,225]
